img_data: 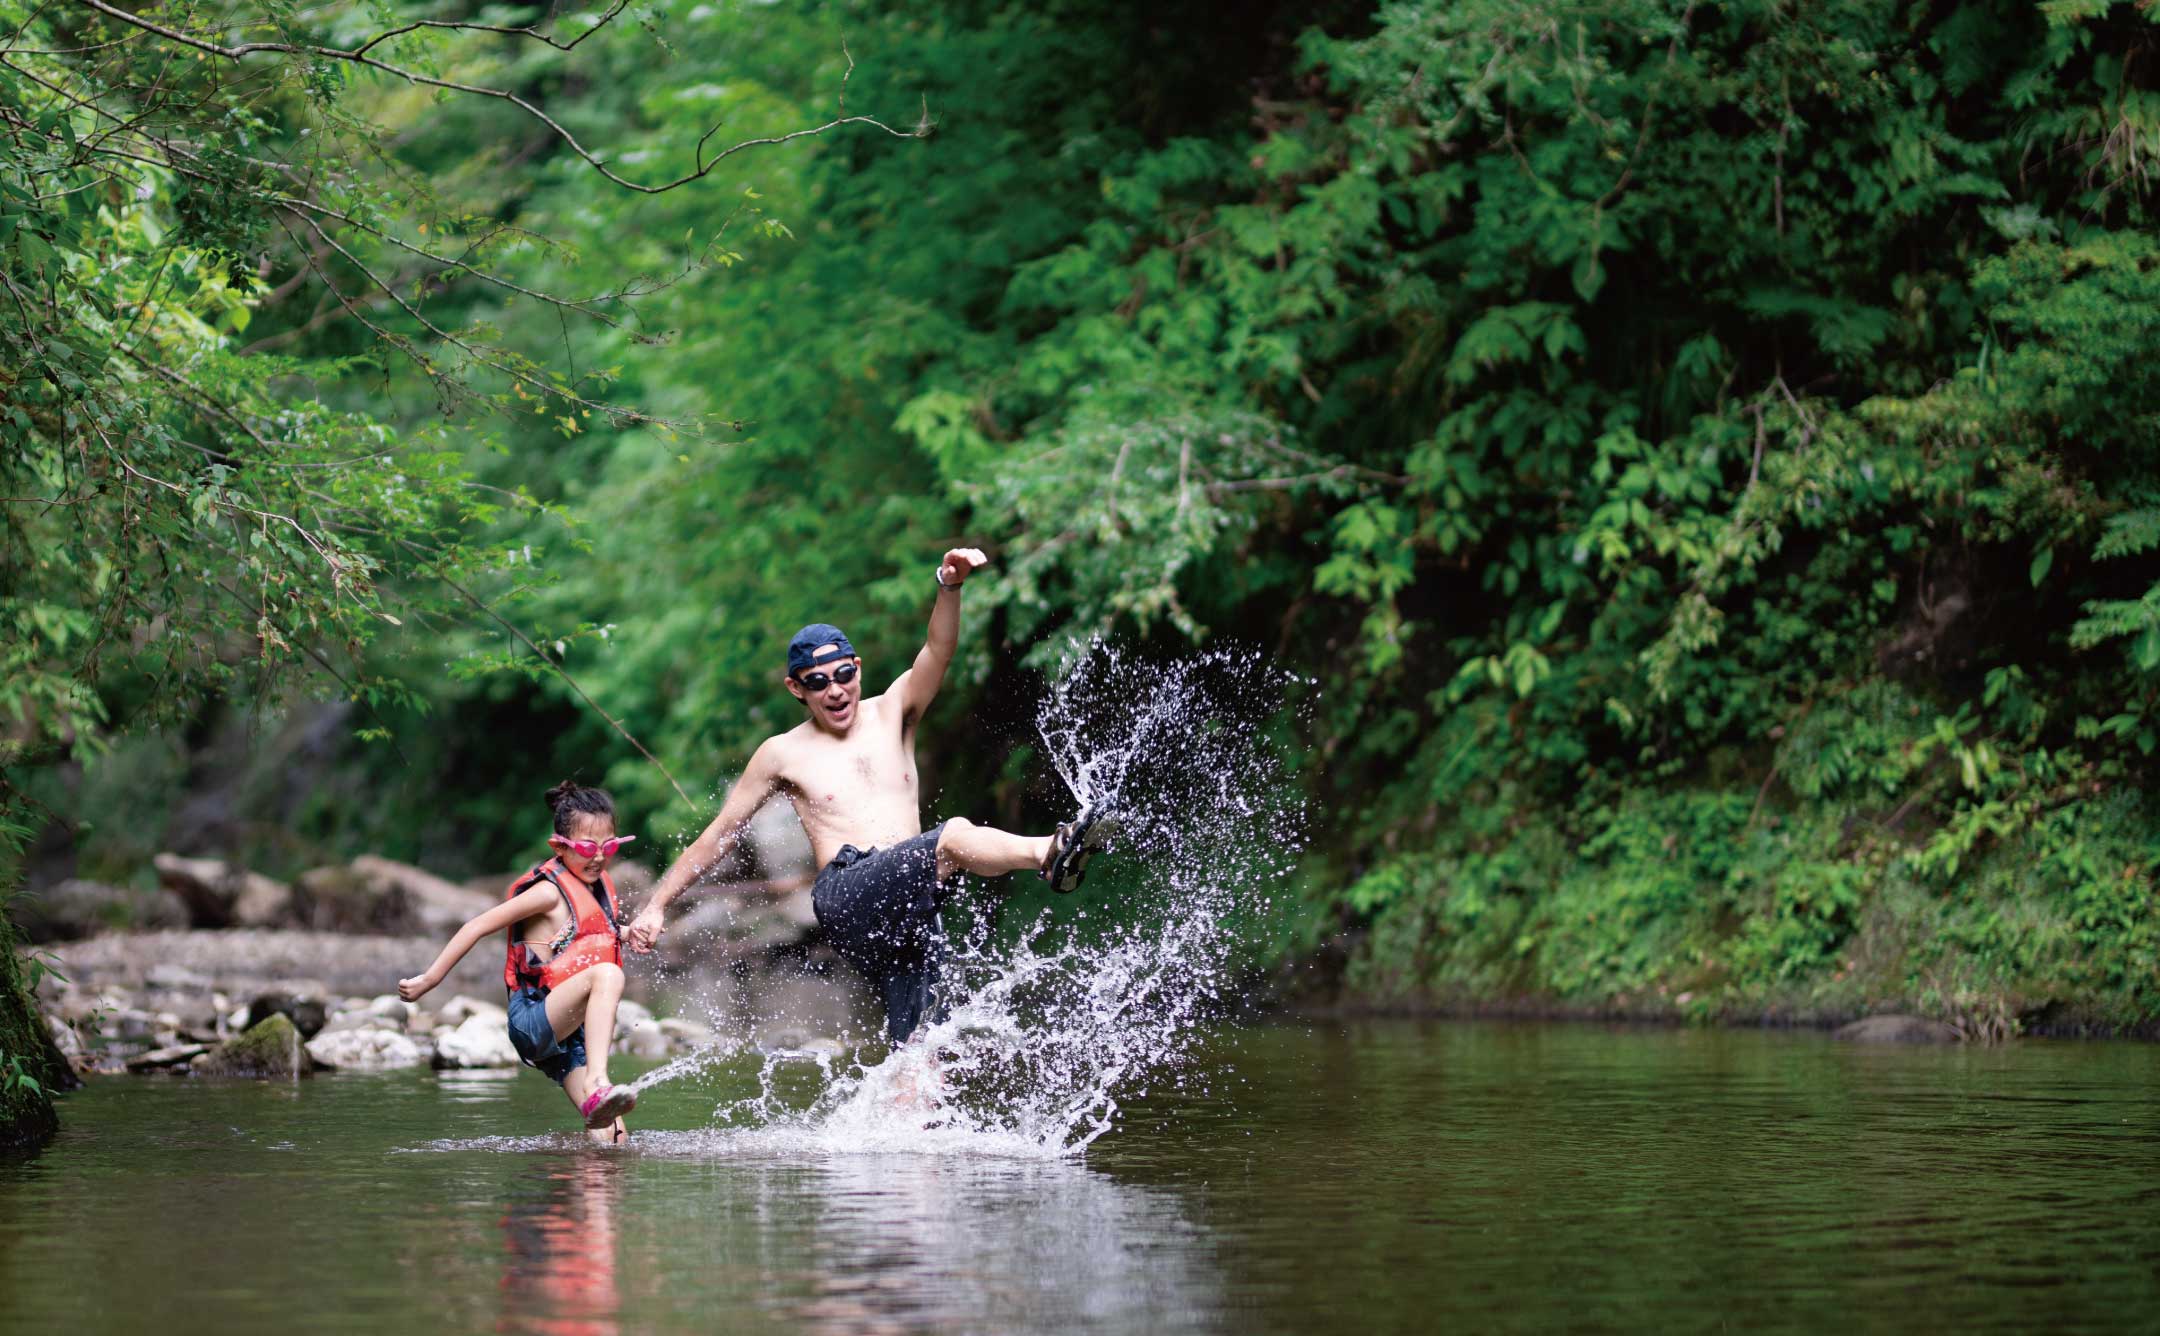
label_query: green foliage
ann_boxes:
[8,0,2159,1029]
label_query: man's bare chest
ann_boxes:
[783,735,918,807]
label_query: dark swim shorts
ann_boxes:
[507,986,588,1085]
[811,822,950,1043]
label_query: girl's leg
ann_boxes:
[560,1066,626,1144]
[935,817,1054,881]
[544,961,625,1089]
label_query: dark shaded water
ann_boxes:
[3,1021,2156,1332]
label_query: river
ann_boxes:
[3,1020,2156,1332]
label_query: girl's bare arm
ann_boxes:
[398,885,558,1001]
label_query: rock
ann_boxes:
[438,995,508,1028]
[46,1016,84,1061]
[47,929,501,1000]
[306,1027,427,1071]
[658,1017,718,1049]
[348,856,493,936]
[10,879,186,942]
[196,1014,314,1078]
[1836,1015,1961,1044]
[145,964,215,992]
[316,1010,372,1036]
[290,865,408,934]
[244,987,329,1039]
[432,1014,519,1069]
[147,991,221,1033]
[46,987,101,1026]
[607,998,665,1056]
[125,1043,209,1072]
[323,995,419,1037]
[152,854,293,929]
[605,859,656,903]
[103,1008,159,1042]
[616,1020,671,1059]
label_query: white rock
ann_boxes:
[614,999,654,1030]
[366,993,412,1019]
[307,1027,427,1071]
[146,964,214,991]
[318,1009,386,1036]
[439,995,508,1027]
[614,1021,671,1059]
[46,1016,84,1060]
[658,1017,717,1048]
[432,1014,519,1068]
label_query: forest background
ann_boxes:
[5,0,2160,1117]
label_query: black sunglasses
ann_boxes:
[794,661,859,692]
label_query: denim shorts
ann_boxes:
[506,987,587,1085]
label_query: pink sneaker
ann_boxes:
[579,1083,637,1130]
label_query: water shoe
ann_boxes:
[580,1083,638,1129]
[1042,803,1121,894]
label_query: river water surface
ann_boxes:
[3,1020,2156,1333]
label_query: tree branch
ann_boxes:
[77,0,925,195]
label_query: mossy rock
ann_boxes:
[2,940,69,1148]
[196,1014,315,1079]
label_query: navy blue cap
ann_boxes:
[787,624,856,675]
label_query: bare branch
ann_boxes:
[77,0,925,195]
[415,552,698,814]
[349,2,631,58]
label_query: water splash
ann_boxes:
[693,640,1310,1155]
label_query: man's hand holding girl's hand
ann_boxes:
[626,907,665,954]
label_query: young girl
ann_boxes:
[400,780,640,1141]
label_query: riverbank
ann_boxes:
[9,843,865,1094]
[32,922,864,1080]
[1307,779,2160,1046]
[1283,982,2160,1044]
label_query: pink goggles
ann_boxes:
[548,833,636,860]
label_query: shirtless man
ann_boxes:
[625,546,1116,1044]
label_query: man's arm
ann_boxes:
[894,546,986,721]
[625,739,785,951]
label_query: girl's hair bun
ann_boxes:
[544,779,615,834]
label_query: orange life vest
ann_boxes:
[501,857,621,995]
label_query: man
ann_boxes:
[626,546,1115,1044]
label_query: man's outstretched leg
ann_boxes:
[935,812,1120,892]
[934,817,1050,881]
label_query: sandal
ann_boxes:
[1041,803,1121,894]
[579,1083,638,1130]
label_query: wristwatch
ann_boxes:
[935,564,961,590]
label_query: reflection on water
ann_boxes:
[719,1152,1211,1335]
[477,1133,1214,1335]
[499,1156,624,1336]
